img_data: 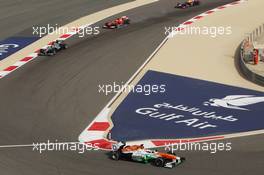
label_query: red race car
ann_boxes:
[103,16,130,29]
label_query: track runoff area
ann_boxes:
[0,0,263,173]
[80,0,264,152]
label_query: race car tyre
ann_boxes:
[194,1,200,5]
[111,152,120,161]
[61,44,68,50]
[180,157,186,162]
[124,19,130,24]
[51,49,56,56]
[154,157,165,167]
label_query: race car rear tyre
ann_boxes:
[61,44,68,49]
[52,50,56,56]
[111,152,120,161]
[154,158,165,167]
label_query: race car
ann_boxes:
[38,40,68,56]
[103,16,130,29]
[175,0,200,9]
[110,142,185,168]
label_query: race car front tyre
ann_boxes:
[111,152,120,161]
[180,157,186,162]
[194,1,200,5]
[124,19,130,24]
[154,158,165,167]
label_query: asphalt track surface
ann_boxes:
[0,0,132,39]
[0,0,263,175]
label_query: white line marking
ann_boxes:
[0,142,80,149]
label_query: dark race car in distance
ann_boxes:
[175,0,200,9]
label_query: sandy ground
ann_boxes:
[110,0,264,113]
[147,0,264,91]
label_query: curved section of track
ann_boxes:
[0,0,133,39]
[1,1,260,175]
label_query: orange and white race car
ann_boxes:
[110,142,185,168]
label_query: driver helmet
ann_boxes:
[121,16,128,20]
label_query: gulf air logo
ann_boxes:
[0,44,19,55]
[204,95,264,111]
